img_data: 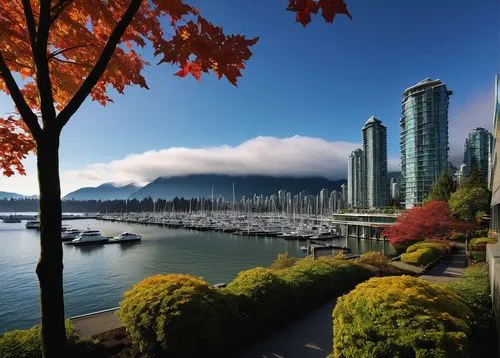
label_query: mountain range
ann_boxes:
[62,183,140,201]
[4,172,402,201]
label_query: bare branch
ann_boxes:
[21,0,37,54]
[47,44,88,61]
[57,0,143,128]
[50,0,75,24]
[35,0,57,128]
[0,52,42,140]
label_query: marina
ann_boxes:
[0,215,393,334]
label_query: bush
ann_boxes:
[470,251,486,262]
[118,274,230,357]
[353,251,389,275]
[269,253,298,270]
[400,241,449,266]
[333,276,471,358]
[0,321,79,358]
[447,265,497,356]
[470,237,497,248]
[473,229,489,238]
[225,267,287,326]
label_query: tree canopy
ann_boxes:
[382,200,458,248]
[426,171,456,202]
[449,170,491,222]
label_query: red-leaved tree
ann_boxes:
[0,1,351,356]
[383,201,459,248]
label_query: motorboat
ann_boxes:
[109,232,142,243]
[69,230,108,245]
[279,231,314,240]
[3,215,21,223]
[61,229,81,242]
[311,231,340,240]
[25,221,40,229]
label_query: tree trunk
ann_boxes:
[36,132,66,357]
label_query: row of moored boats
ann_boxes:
[24,221,142,246]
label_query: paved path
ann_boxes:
[420,246,466,284]
[71,308,121,338]
[238,299,336,358]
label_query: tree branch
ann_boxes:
[0,52,42,140]
[21,0,37,54]
[35,0,57,129]
[47,44,88,61]
[50,0,75,24]
[57,0,143,128]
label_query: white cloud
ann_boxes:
[61,136,360,194]
[449,89,495,164]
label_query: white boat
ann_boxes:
[110,232,142,243]
[311,230,340,240]
[69,230,108,245]
[25,221,40,229]
[61,229,81,242]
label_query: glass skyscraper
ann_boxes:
[400,78,452,208]
[463,127,493,178]
[347,148,366,207]
[362,116,388,208]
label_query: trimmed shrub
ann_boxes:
[225,267,287,326]
[269,253,298,270]
[401,247,438,266]
[354,251,389,274]
[470,237,497,249]
[0,321,79,358]
[333,276,471,358]
[118,274,230,357]
[401,241,449,266]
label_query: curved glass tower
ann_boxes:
[400,78,452,208]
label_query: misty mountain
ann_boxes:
[63,183,141,201]
[129,174,347,200]
[0,191,27,200]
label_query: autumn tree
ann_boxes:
[426,170,456,202]
[382,200,458,250]
[0,0,352,356]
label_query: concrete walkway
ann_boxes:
[238,299,336,358]
[420,246,467,284]
[71,307,120,338]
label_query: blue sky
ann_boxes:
[1,0,499,195]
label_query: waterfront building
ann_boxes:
[362,116,388,208]
[319,188,329,215]
[340,183,347,204]
[347,149,366,208]
[464,127,493,179]
[400,78,452,208]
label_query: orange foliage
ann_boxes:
[0,0,351,175]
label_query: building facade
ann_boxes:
[464,127,493,179]
[347,148,366,208]
[362,116,388,208]
[400,78,452,208]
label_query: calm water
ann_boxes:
[0,219,392,333]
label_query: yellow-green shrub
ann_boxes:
[118,274,230,357]
[470,237,497,248]
[225,267,287,327]
[353,251,389,275]
[0,321,79,358]
[401,241,448,266]
[333,276,471,358]
[269,253,298,270]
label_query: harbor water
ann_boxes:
[0,218,392,333]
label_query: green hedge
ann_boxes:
[269,253,298,270]
[446,265,495,339]
[400,241,448,266]
[333,276,471,358]
[118,274,231,357]
[120,257,375,356]
[470,237,497,247]
[0,321,80,358]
